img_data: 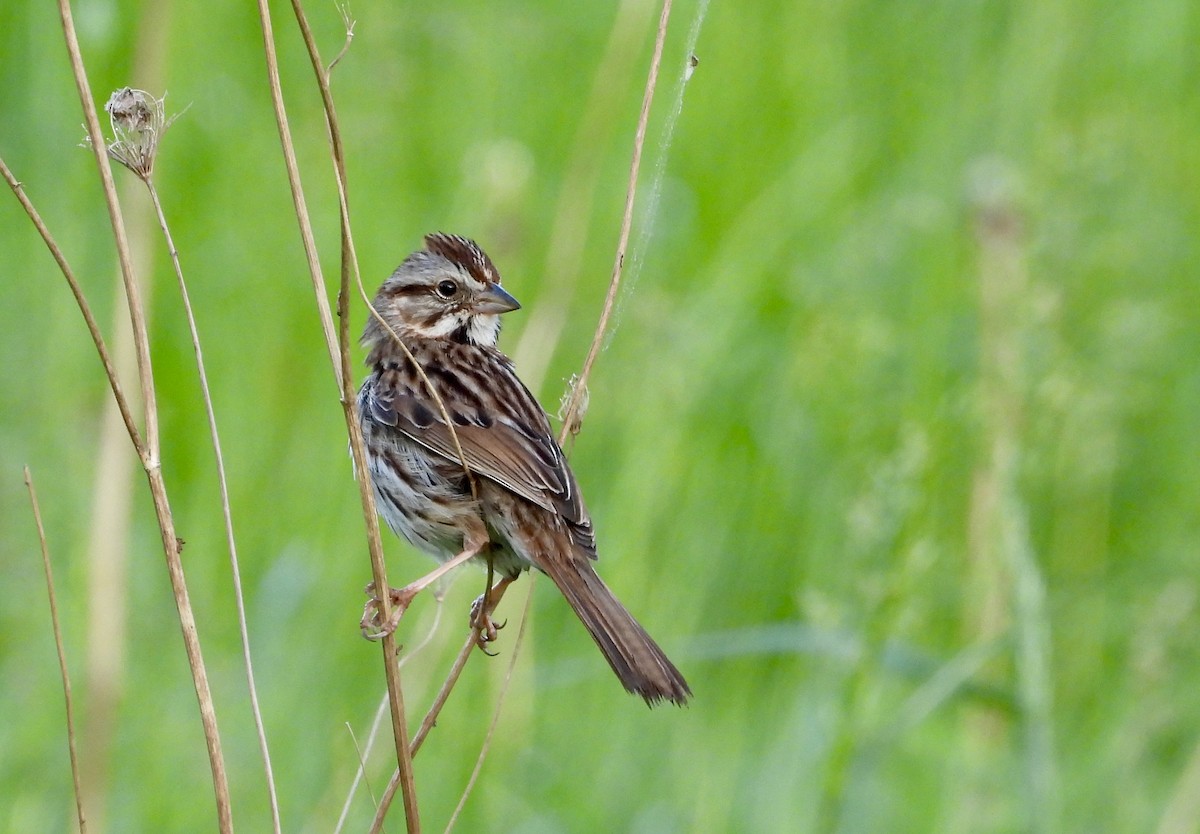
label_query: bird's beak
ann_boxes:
[475,283,521,315]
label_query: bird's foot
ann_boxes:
[360,582,418,640]
[469,593,507,655]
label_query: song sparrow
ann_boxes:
[357,233,691,706]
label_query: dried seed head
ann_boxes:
[557,375,589,437]
[100,88,175,180]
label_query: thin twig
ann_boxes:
[346,723,380,818]
[370,624,477,829]
[0,158,142,453]
[557,0,675,445]
[285,0,427,821]
[143,180,282,834]
[252,0,341,376]
[411,630,477,757]
[52,6,233,827]
[444,584,536,833]
[326,4,356,75]
[292,0,481,501]
[25,467,88,834]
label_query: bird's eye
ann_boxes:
[435,280,458,299]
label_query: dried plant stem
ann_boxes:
[288,0,429,822]
[0,160,141,451]
[444,585,536,833]
[142,474,231,831]
[558,0,674,443]
[410,631,477,757]
[51,3,234,828]
[510,0,652,390]
[143,180,282,834]
[58,0,158,465]
[25,467,88,834]
[253,0,419,828]
[252,0,340,376]
[291,0,480,497]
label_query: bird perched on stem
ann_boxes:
[357,233,691,706]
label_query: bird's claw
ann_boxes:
[360,582,415,641]
[469,593,507,652]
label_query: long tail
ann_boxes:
[542,558,691,706]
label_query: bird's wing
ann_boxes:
[362,357,596,557]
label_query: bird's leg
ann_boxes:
[470,576,515,651]
[361,539,487,640]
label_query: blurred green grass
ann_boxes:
[2,0,1199,831]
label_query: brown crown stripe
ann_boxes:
[424,232,500,286]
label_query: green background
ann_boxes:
[2,0,1198,831]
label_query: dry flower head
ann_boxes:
[98,88,177,180]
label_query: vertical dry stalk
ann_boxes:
[252,0,420,828]
[142,191,282,832]
[25,467,88,834]
[54,2,232,829]
[101,86,282,825]
[81,5,172,812]
[290,1,430,826]
[510,0,654,391]
[558,0,675,444]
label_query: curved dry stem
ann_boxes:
[444,582,536,833]
[295,0,480,501]
[143,180,282,833]
[289,3,509,830]
[0,158,142,453]
[25,467,89,834]
[55,2,232,828]
[326,4,356,75]
[558,0,675,445]
[510,0,654,391]
[411,630,477,758]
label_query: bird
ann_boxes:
[355,232,691,706]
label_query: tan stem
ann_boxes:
[56,0,233,827]
[558,0,675,445]
[145,180,281,833]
